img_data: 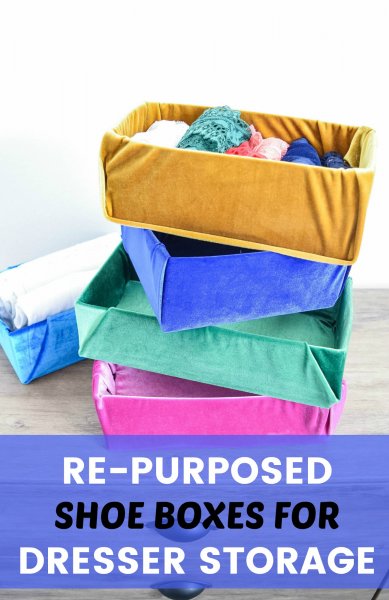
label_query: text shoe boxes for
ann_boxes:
[76,103,376,434]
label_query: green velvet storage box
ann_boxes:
[75,244,353,408]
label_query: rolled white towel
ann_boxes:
[13,270,98,330]
[131,120,189,148]
[0,232,120,329]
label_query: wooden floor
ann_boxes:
[0,289,388,599]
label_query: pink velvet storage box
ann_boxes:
[92,361,347,435]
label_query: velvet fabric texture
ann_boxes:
[0,308,82,384]
[121,226,350,332]
[76,244,353,408]
[100,102,376,265]
[92,362,347,435]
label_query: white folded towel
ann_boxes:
[13,270,98,330]
[0,233,120,330]
[131,120,189,148]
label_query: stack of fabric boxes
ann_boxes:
[76,102,376,436]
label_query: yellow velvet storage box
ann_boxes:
[100,103,376,265]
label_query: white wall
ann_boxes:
[1,0,388,286]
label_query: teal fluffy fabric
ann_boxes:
[177,106,251,153]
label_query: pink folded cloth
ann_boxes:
[92,362,346,436]
[226,125,289,160]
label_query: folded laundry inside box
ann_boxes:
[92,361,347,435]
[101,102,376,264]
[121,226,350,332]
[76,244,353,408]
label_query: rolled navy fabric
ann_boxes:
[321,151,351,169]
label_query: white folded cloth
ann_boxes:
[0,233,120,330]
[13,270,98,330]
[131,120,189,148]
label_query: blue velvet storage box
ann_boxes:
[0,309,83,384]
[121,226,351,332]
